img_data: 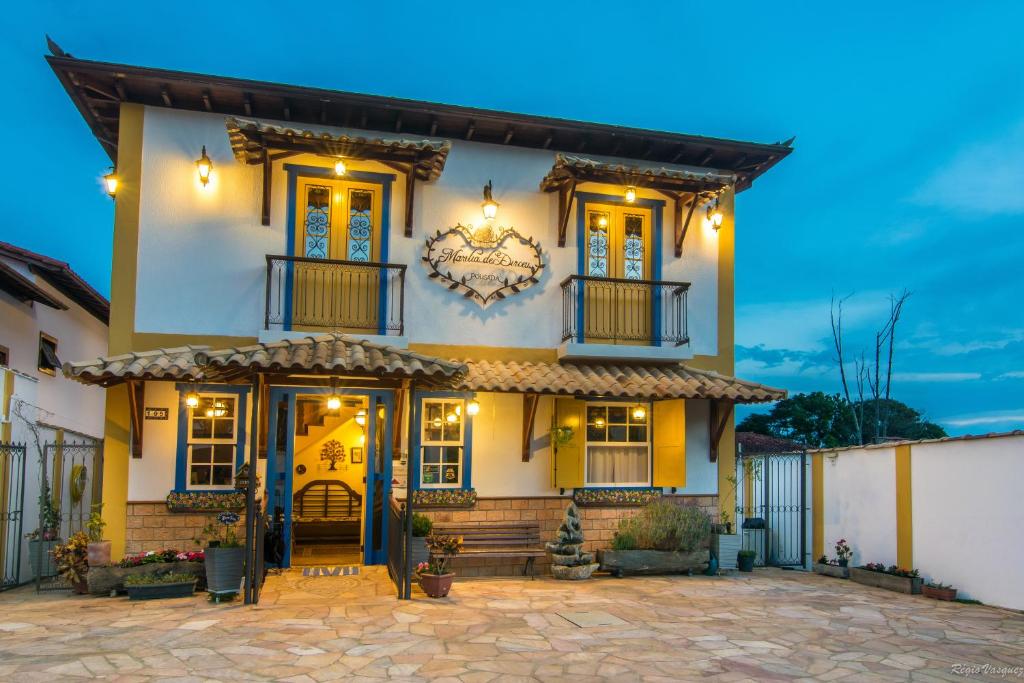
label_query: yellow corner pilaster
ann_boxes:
[102,386,131,560]
[812,453,824,561]
[895,444,913,569]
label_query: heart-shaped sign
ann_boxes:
[423,224,544,306]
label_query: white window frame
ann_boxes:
[419,397,464,489]
[584,401,652,487]
[187,393,239,491]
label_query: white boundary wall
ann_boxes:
[816,432,1024,611]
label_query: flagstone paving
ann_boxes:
[0,567,1021,681]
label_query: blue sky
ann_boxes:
[2,2,1021,435]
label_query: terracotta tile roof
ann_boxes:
[0,259,68,311]
[454,359,785,403]
[197,334,466,379]
[0,241,109,324]
[539,153,737,193]
[225,117,451,180]
[63,334,465,386]
[63,345,210,386]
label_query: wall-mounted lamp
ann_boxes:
[103,167,118,199]
[185,391,200,409]
[334,159,347,176]
[624,186,637,203]
[355,409,367,426]
[466,399,480,416]
[195,146,213,187]
[632,405,647,421]
[703,197,724,231]
[481,180,499,220]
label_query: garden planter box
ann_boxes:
[711,534,741,570]
[126,580,197,601]
[87,561,205,596]
[922,585,957,601]
[597,549,709,577]
[814,563,849,579]
[850,567,922,594]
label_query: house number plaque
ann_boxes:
[423,224,543,306]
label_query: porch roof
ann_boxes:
[539,153,736,195]
[63,334,466,387]
[455,359,785,403]
[225,117,451,180]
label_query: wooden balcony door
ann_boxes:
[582,202,653,344]
[292,177,384,332]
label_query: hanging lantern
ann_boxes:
[334,158,347,176]
[624,186,637,203]
[466,399,480,416]
[185,391,200,409]
[195,146,213,186]
[481,180,499,220]
[355,409,367,426]
[325,377,341,411]
[632,405,647,421]
[103,168,119,198]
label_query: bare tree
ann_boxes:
[830,294,862,444]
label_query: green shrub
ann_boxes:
[611,531,637,551]
[411,513,433,537]
[615,501,711,552]
[737,549,756,559]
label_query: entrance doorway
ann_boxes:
[266,387,393,568]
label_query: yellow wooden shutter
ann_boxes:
[652,399,686,488]
[553,397,585,489]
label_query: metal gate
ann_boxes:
[735,451,807,567]
[35,441,103,591]
[1,443,27,591]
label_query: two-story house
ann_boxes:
[49,40,791,587]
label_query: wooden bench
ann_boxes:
[432,521,545,576]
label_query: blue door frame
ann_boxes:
[266,386,394,567]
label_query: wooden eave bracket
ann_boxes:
[127,379,144,459]
[709,399,734,463]
[557,180,577,247]
[674,181,705,258]
[522,393,540,462]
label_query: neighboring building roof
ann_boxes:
[0,241,109,324]
[0,259,68,311]
[63,334,466,386]
[45,39,794,192]
[63,334,785,403]
[807,429,1024,454]
[455,359,786,403]
[737,431,806,454]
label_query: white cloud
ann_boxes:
[735,357,832,379]
[736,293,890,352]
[892,372,981,382]
[997,371,1024,380]
[911,119,1024,215]
[941,411,1024,428]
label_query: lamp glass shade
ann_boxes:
[482,199,499,220]
[326,395,342,410]
[185,392,200,409]
[466,399,480,416]
[624,186,637,203]
[632,405,647,421]
[195,146,213,185]
[355,409,367,426]
[103,171,118,197]
[334,159,347,176]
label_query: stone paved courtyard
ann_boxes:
[0,567,1021,682]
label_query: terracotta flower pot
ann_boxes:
[922,585,958,601]
[419,572,454,598]
[87,541,112,567]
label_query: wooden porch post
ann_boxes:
[244,374,263,605]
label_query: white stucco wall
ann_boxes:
[911,435,1024,610]
[132,107,721,354]
[821,446,898,566]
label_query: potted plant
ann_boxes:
[548,502,599,580]
[411,513,433,566]
[922,581,958,601]
[850,562,922,594]
[54,531,89,594]
[834,538,852,567]
[598,501,711,577]
[26,479,61,578]
[85,504,111,567]
[813,554,850,579]
[416,533,462,598]
[124,572,198,600]
[737,549,756,572]
[195,511,244,599]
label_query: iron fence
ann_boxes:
[265,254,406,335]
[0,442,27,591]
[386,496,409,599]
[560,274,689,345]
[735,451,807,567]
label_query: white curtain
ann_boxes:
[587,445,648,484]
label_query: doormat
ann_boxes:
[302,566,360,577]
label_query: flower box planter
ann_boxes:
[86,561,206,596]
[814,563,850,579]
[411,489,477,509]
[28,539,60,578]
[204,546,245,595]
[166,491,246,513]
[850,567,922,594]
[597,549,709,577]
[711,534,741,570]
[126,580,197,601]
[922,584,958,601]
[573,488,662,508]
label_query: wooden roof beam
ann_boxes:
[522,393,540,462]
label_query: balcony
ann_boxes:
[264,255,406,342]
[559,275,690,361]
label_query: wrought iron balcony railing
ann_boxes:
[265,255,406,335]
[560,274,689,346]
